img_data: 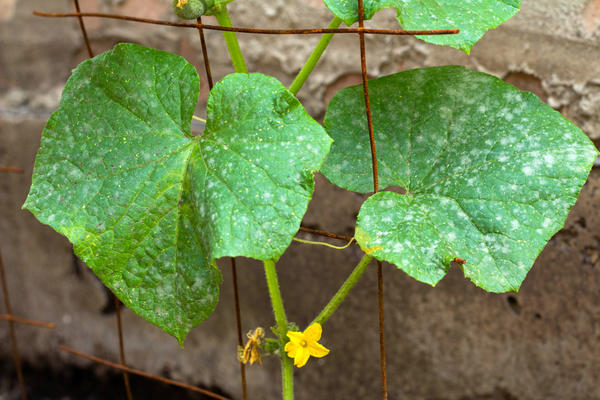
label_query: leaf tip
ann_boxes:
[175,330,188,348]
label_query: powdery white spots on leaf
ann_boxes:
[24,45,332,345]
[341,66,597,293]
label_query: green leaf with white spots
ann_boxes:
[23,43,332,344]
[322,0,520,52]
[322,66,597,292]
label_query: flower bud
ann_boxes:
[173,0,209,20]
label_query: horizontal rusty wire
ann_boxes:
[0,167,25,173]
[60,345,231,400]
[0,314,55,329]
[33,11,459,36]
[298,226,354,242]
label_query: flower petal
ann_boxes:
[294,347,311,368]
[287,331,304,344]
[303,323,322,342]
[250,347,261,365]
[308,341,330,358]
[284,340,298,358]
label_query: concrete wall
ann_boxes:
[1,1,600,399]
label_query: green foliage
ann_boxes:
[322,0,521,52]
[24,43,331,343]
[321,66,597,292]
[23,1,597,370]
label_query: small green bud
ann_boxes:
[173,0,208,20]
[261,338,282,356]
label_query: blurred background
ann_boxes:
[1,0,600,399]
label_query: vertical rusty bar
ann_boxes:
[72,0,93,58]
[357,0,379,193]
[231,259,247,400]
[377,261,388,400]
[0,249,28,400]
[357,1,387,398]
[115,296,134,400]
[197,17,214,90]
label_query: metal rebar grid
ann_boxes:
[2,4,460,398]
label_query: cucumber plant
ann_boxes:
[23,1,597,399]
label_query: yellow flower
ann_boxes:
[284,323,330,368]
[176,0,188,8]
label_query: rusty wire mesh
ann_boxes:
[1,2,459,399]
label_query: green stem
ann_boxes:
[289,16,343,95]
[281,353,294,400]
[312,254,373,325]
[263,260,294,400]
[214,7,248,73]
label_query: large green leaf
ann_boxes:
[321,66,597,292]
[322,0,520,52]
[24,43,332,343]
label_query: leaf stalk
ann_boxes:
[214,7,248,73]
[289,16,342,95]
[312,253,373,325]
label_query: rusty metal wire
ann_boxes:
[33,11,459,37]
[59,345,232,400]
[0,167,25,173]
[356,0,387,397]
[72,0,93,57]
[0,314,55,329]
[298,226,354,242]
[377,261,388,399]
[114,297,134,400]
[357,0,379,195]
[197,16,215,90]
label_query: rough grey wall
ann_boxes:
[1,1,600,399]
